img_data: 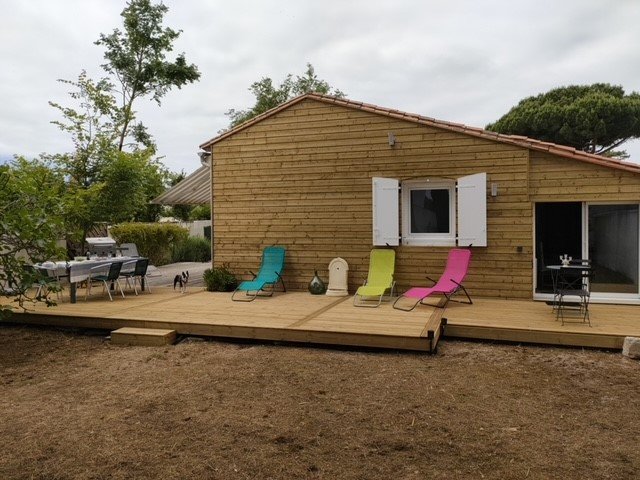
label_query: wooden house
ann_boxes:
[199,94,640,304]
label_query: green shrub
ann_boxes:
[110,223,188,266]
[203,264,238,292]
[172,236,211,263]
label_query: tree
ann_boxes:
[95,0,201,151]
[95,149,167,224]
[166,171,193,221]
[45,0,197,248]
[48,74,170,248]
[486,84,640,158]
[0,158,67,317]
[49,71,118,187]
[225,63,345,128]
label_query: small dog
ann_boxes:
[173,271,189,293]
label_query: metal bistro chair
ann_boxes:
[86,262,125,301]
[555,259,592,326]
[120,258,151,295]
[22,264,62,300]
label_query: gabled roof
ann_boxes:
[151,164,210,205]
[201,93,640,174]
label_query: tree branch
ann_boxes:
[596,138,631,155]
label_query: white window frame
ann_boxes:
[401,178,456,247]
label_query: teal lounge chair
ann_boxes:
[232,246,286,301]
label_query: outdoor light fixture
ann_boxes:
[491,182,498,197]
[388,132,396,147]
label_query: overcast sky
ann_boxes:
[2,0,640,174]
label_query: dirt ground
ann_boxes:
[1,326,639,480]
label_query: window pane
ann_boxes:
[588,204,639,294]
[410,189,450,233]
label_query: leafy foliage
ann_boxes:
[203,265,238,292]
[0,159,67,317]
[110,222,188,265]
[166,171,193,221]
[172,236,211,263]
[487,84,640,157]
[2,0,197,308]
[94,149,168,223]
[47,125,169,248]
[225,63,345,128]
[95,0,200,151]
[189,205,211,221]
[49,71,118,187]
[47,0,198,246]
[60,181,105,251]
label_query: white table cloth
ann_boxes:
[43,257,140,283]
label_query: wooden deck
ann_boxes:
[443,298,640,349]
[2,288,638,351]
[1,288,444,352]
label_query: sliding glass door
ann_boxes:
[535,202,640,299]
[588,204,639,295]
[535,203,582,294]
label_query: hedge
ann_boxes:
[172,236,211,263]
[110,223,189,266]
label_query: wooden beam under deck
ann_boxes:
[2,289,639,351]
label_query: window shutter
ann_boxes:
[457,173,487,247]
[372,177,399,246]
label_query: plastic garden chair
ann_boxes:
[231,246,286,301]
[393,249,472,311]
[85,262,125,301]
[353,249,396,307]
[23,265,62,300]
[120,258,151,295]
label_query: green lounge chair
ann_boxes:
[353,249,396,307]
[231,246,286,301]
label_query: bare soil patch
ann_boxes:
[1,326,639,480]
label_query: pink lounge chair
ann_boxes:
[393,249,473,311]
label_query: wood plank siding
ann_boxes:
[211,99,534,299]
[529,151,640,202]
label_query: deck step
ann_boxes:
[111,327,176,346]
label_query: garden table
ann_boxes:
[40,256,146,303]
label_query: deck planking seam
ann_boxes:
[288,296,352,328]
[98,293,203,318]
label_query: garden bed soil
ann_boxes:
[1,326,639,479]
